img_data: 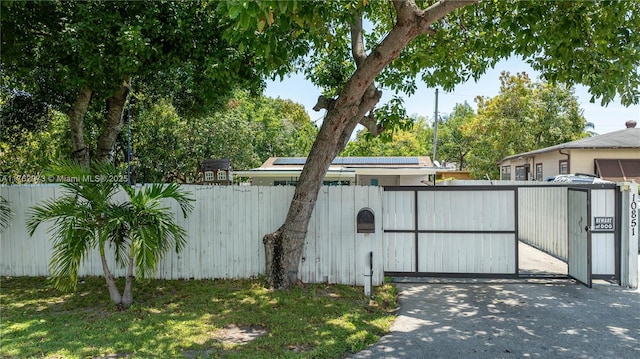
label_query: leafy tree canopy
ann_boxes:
[122,91,318,183]
[220,0,639,108]
[342,116,432,157]
[436,102,476,170]
[0,87,71,177]
[464,72,588,178]
[220,0,640,289]
[1,0,261,111]
[1,0,267,165]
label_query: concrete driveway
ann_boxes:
[349,262,640,359]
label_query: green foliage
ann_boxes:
[463,72,588,179]
[26,160,193,297]
[0,89,51,139]
[0,88,73,176]
[408,1,640,106]
[1,87,317,182]
[436,102,476,170]
[1,277,396,358]
[131,91,318,183]
[115,183,194,279]
[0,196,12,231]
[0,109,71,178]
[343,116,432,157]
[1,1,262,109]
[26,161,123,291]
[220,1,639,122]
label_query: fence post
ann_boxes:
[364,251,373,297]
[619,182,638,289]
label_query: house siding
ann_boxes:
[570,149,640,174]
[499,148,640,180]
[357,175,399,186]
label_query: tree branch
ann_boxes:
[356,84,384,136]
[312,95,336,112]
[68,87,92,166]
[350,11,367,68]
[97,77,131,162]
[394,0,477,37]
[349,9,387,137]
[418,0,478,34]
[359,112,385,137]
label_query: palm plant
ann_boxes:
[26,160,193,309]
[0,196,12,231]
[109,183,194,307]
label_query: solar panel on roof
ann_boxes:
[333,157,419,165]
[273,158,308,165]
[273,157,420,166]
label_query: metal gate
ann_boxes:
[518,184,618,282]
[383,186,518,277]
[568,188,592,287]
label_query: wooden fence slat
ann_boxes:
[2,185,384,286]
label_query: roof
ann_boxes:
[501,128,640,161]
[234,156,450,179]
[260,156,434,169]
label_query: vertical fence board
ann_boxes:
[518,187,568,261]
[3,184,615,285]
[590,189,616,275]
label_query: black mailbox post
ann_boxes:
[357,208,375,233]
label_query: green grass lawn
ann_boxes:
[0,276,396,358]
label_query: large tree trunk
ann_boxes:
[97,77,131,162]
[68,87,92,166]
[264,0,475,289]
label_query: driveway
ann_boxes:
[349,262,640,358]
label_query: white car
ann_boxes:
[551,173,611,184]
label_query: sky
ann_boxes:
[265,57,639,135]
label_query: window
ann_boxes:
[559,160,568,175]
[204,171,214,182]
[323,180,351,186]
[217,170,227,181]
[535,163,543,181]
[274,180,298,186]
[370,178,379,186]
[515,166,527,181]
[500,166,511,180]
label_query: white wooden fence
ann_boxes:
[2,183,637,288]
[518,186,569,260]
[0,185,384,286]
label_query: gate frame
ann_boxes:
[515,183,620,283]
[567,187,593,288]
[383,185,520,279]
[383,183,623,284]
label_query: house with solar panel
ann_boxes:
[234,156,452,186]
[497,120,640,182]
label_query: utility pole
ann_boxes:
[432,88,439,165]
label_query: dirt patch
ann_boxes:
[215,324,268,345]
[288,343,314,353]
[182,324,268,358]
[93,354,130,359]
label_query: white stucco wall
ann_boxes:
[499,148,640,180]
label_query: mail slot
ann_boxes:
[357,208,375,233]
